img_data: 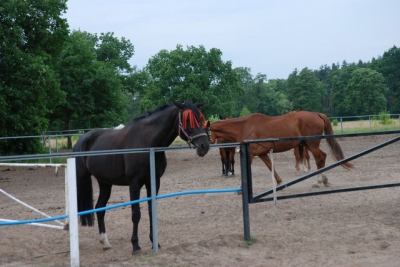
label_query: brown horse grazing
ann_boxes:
[294,146,311,174]
[207,111,353,187]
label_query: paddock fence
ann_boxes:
[1,130,400,266]
[0,144,241,267]
[238,130,400,241]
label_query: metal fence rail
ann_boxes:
[239,130,400,241]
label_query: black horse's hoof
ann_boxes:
[132,249,142,255]
[132,245,141,255]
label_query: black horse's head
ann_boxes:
[173,100,210,157]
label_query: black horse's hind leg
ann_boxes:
[145,179,161,250]
[96,182,113,250]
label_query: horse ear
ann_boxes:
[171,100,185,109]
[195,102,205,108]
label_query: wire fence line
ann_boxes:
[1,113,399,158]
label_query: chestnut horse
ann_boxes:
[207,111,353,187]
[73,101,210,254]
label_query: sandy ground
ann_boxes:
[1,134,400,267]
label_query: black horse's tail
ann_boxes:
[74,136,95,227]
[77,168,95,226]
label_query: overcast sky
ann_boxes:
[64,0,400,79]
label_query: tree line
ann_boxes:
[1,0,399,154]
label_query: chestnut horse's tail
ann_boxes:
[318,113,354,170]
[298,142,304,164]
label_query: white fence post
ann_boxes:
[67,158,80,267]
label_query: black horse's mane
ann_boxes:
[127,104,173,124]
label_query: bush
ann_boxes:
[240,106,251,117]
[379,110,393,125]
[207,114,220,122]
[332,119,339,126]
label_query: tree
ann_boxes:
[343,68,388,115]
[95,32,134,73]
[53,31,132,147]
[286,68,324,112]
[264,79,292,115]
[142,45,242,117]
[331,63,359,116]
[232,67,254,117]
[234,69,291,116]
[314,65,334,115]
[0,0,68,154]
[241,74,291,116]
[370,46,400,113]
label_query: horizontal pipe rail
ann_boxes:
[257,182,400,202]
[252,134,400,202]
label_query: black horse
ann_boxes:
[73,101,210,254]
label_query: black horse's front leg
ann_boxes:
[129,184,142,254]
[130,202,141,254]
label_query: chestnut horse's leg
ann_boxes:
[219,148,227,175]
[294,146,311,175]
[257,153,283,186]
[229,148,235,175]
[294,147,302,175]
[306,142,328,188]
[304,147,311,172]
[96,182,113,250]
[224,149,230,176]
[129,183,142,254]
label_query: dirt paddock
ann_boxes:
[1,134,400,267]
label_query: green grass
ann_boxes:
[332,119,400,134]
[238,236,259,248]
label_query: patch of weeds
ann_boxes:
[388,222,400,230]
[235,256,243,262]
[238,236,258,248]
[136,252,156,264]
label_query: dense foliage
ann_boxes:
[0,0,68,154]
[0,0,399,154]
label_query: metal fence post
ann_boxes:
[240,142,251,241]
[149,148,159,254]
